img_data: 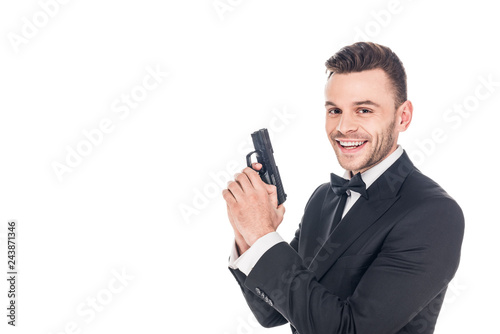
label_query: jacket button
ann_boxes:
[255,288,261,295]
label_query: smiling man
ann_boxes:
[223,42,464,334]
[325,67,406,175]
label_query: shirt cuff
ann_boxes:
[228,239,241,269]
[228,232,285,276]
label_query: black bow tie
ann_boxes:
[330,172,368,199]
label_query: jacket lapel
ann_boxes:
[308,151,416,281]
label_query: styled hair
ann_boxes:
[325,42,407,108]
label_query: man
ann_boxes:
[222,42,464,334]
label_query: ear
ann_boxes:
[396,100,413,133]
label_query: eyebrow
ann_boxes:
[354,100,381,107]
[325,100,381,108]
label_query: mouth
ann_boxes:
[335,140,368,153]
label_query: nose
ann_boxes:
[337,112,358,134]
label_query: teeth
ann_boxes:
[338,141,365,147]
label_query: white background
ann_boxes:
[0,0,499,333]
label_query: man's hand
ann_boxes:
[226,203,250,255]
[222,163,286,247]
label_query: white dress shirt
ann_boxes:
[228,145,404,275]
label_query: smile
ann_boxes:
[336,140,368,152]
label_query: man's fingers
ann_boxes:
[276,204,286,216]
[234,172,253,192]
[242,166,281,207]
[225,170,257,203]
[242,167,266,190]
[222,188,237,204]
[224,166,275,205]
[226,202,236,226]
[264,182,277,195]
[251,162,262,171]
[267,183,279,207]
[226,202,234,216]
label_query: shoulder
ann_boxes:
[402,168,459,206]
[389,151,459,206]
[394,168,464,238]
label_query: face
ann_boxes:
[324,68,412,175]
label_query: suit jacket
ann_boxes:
[229,151,464,334]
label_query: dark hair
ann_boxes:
[325,42,407,108]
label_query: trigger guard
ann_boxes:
[246,151,257,168]
[245,151,265,174]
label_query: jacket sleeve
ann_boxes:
[228,266,289,328]
[226,185,323,328]
[240,197,464,334]
[227,222,303,328]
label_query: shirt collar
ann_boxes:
[342,145,404,190]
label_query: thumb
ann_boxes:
[264,183,279,207]
[264,182,277,196]
[276,204,286,216]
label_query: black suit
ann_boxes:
[229,151,464,334]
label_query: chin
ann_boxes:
[333,149,367,173]
[340,161,365,174]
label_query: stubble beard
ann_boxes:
[331,117,397,174]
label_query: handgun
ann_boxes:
[246,128,287,205]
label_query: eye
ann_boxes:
[358,108,372,114]
[328,108,342,115]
